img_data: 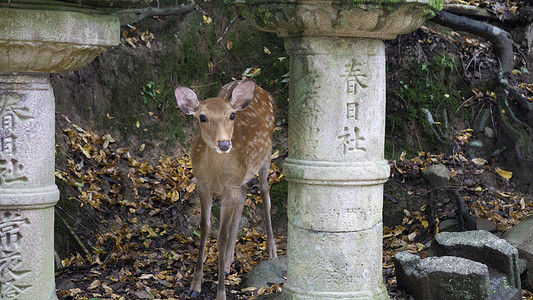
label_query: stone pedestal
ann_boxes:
[237,1,443,299]
[0,2,119,298]
[0,74,58,300]
[284,37,390,299]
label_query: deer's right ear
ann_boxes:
[175,87,199,115]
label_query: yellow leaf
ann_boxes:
[171,190,180,202]
[186,182,196,193]
[472,158,487,166]
[264,46,271,55]
[202,15,212,24]
[421,220,429,228]
[139,273,153,280]
[88,279,101,290]
[495,168,512,180]
[72,124,86,133]
[271,150,280,160]
[136,121,140,128]
[226,39,233,51]
[139,143,146,152]
[82,144,91,158]
[144,239,151,248]
[475,186,483,192]
[416,242,425,251]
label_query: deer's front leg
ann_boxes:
[216,191,240,300]
[259,156,277,258]
[224,187,246,273]
[188,188,212,298]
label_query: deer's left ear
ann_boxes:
[229,80,256,111]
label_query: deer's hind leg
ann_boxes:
[259,155,277,258]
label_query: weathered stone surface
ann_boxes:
[0,3,119,299]
[60,0,153,7]
[236,1,443,299]
[280,36,389,300]
[429,230,521,299]
[396,231,522,299]
[0,4,119,73]
[423,163,450,189]
[394,252,490,300]
[245,255,287,289]
[0,74,59,300]
[502,216,533,290]
[237,0,442,39]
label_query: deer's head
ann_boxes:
[175,81,256,154]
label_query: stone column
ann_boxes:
[237,1,443,299]
[0,3,118,299]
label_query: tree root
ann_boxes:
[431,10,533,162]
[430,10,514,73]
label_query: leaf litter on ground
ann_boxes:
[55,121,286,299]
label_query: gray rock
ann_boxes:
[423,164,450,189]
[474,108,491,133]
[245,255,287,289]
[484,127,495,139]
[439,218,458,232]
[395,231,522,299]
[429,230,521,299]
[394,252,490,300]
[502,216,533,290]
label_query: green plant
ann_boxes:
[141,81,159,104]
[386,52,466,158]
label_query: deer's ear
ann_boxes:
[175,87,199,115]
[229,80,256,111]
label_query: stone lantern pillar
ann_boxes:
[0,1,121,298]
[237,1,442,299]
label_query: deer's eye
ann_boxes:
[199,115,208,122]
[229,113,235,120]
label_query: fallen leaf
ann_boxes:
[471,157,487,166]
[495,168,512,180]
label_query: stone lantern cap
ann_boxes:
[235,0,443,39]
[0,0,145,73]
[59,0,153,7]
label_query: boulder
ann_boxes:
[502,216,533,290]
[245,255,287,290]
[423,164,450,189]
[395,231,522,299]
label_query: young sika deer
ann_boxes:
[174,80,278,300]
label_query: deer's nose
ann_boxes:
[218,140,231,152]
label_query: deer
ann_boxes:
[174,80,278,300]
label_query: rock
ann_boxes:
[245,255,287,289]
[395,231,522,299]
[57,279,78,290]
[484,127,495,139]
[429,230,521,300]
[475,217,497,232]
[474,108,490,133]
[438,218,458,232]
[423,164,450,189]
[394,252,490,300]
[470,140,483,148]
[502,216,533,290]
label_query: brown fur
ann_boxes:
[175,80,277,300]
